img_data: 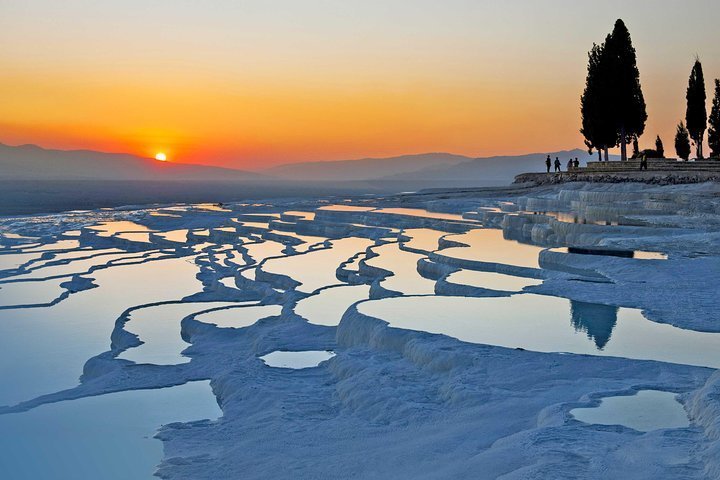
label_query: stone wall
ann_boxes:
[514,170,720,186]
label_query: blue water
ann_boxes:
[0,381,221,480]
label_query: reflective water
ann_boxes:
[0,278,67,307]
[282,211,316,220]
[0,252,43,271]
[260,350,335,369]
[0,257,202,406]
[116,232,152,243]
[295,284,371,326]
[119,302,239,365]
[357,295,720,368]
[0,200,707,476]
[365,243,436,295]
[445,270,543,291]
[571,390,689,432]
[244,240,286,263]
[400,228,446,252]
[88,221,152,236]
[156,229,189,243]
[0,381,221,480]
[318,205,375,212]
[194,304,282,328]
[375,207,467,221]
[263,238,372,293]
[441,229,543,269]
[8,250,144,280]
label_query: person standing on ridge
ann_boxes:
[545,155,551,173]
[554,157,561,172]
[574,158,580,169]
[567,159,574,171]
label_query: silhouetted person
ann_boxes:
[574,158,580,169]
[545,155,551,173]
[554,157,561,172]
[567,159,573,171]
[640,153,648,170]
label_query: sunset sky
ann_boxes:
[2,0,720,169]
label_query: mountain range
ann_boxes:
[0,143,262,182]
[1,143,606,186]
[266,149,608,185]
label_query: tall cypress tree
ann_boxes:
[655,135,664,158]
[675,122,691,161]
[708,79,720,158]
[686,58,707,159]
[580,42,616,161]
[604,19,647,161]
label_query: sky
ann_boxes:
[2,0,720,170]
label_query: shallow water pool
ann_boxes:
[357,294,720,368]
[571,390,689,432]
[0,381,220,480]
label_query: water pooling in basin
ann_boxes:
[0,278,68,307]
[439,229,544,269]
[445,270,543,291]
[365,243,436,295]
[87,221,152,237]
[119,301,240,365]
[0,380,221,480]
[571,390,689,432]
[116,232,152,243]
[295,284,371,326]
[260,350,335,369]
[374,208,468,222]
[0,257,202,406]
[317,205,375,212]
[400,228,446,252]
[194,304,282,328]
[263,237,373,293]
[356,294,720,369]
[156,229,189,243]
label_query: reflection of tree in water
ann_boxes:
[570,300,619,350]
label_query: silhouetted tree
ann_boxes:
[604,19,647,161]
[632,136,639,157]
[686,58,707,159]
[655,135,664,158]
[709,79,720,158]
[675,122,691,160]
[581,43,616,161]
[570,300,619,350]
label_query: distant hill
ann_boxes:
[0,143,263,182]
[1,142,619,188]
[266,149,616,186]
[265,153,473,181]
[379,149,614,184]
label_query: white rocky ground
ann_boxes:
[0,182,719,479]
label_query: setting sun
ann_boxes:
[155,152,167,162]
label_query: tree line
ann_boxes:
[581,19,720,162]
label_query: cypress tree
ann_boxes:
[655,135,664,158]
[632,136,639,157]
[604,19,647,161]
[580,43,616,161]
[708,79,720,158]
[686,58,707,159]
[675,122,691,161]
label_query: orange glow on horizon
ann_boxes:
[2,2,717,170]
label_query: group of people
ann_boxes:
[545,155,580,173]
